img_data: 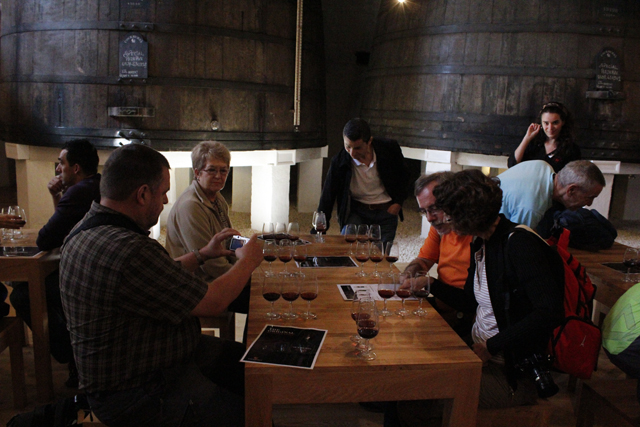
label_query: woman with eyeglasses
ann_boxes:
[508,101,581,172]
[166,140,238,282]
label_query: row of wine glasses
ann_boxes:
[350,241,399,277]
[262,272,318,320]
[378,271,431,317]
[263,239,308,276]
[343,224,382,243]
[623,248,639,283]
[1,206,27,242]
[262,222,300,241]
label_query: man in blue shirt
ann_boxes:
[497,160,605,234]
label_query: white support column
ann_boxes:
[231,167,252,213]
[297,158,323,213]
[590,173,615,218]
[251,165,291,230]
[15,159,55,230]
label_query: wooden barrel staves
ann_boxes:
[0,0,326,151]
[362,0,640,163]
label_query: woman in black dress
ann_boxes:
[508,101,581,172]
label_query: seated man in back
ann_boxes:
[60,144,263,427]
[402,172,473,336]
[497,159,605,236]
[9,139,101,387]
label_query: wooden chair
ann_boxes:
[576,378,640,427]
[0,317,27,408]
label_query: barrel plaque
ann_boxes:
[595,48,622,92]
[119,33,148,79]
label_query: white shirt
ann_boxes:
[471,243,500,344]
[350,151,392,204]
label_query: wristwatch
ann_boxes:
[192,248,205,265]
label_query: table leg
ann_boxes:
[245,373,273,427]
[442,366,481,427]
[28,265,54,402]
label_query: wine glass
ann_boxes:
[275,222,287,240]
[385,241,399,273]
[344,223,357,245]
[377,272,396,317]
[412,271,431,317]
[354,241,370,277]
[300,272,318,320]
[395,272,412,317]
[350,291,372,344]
[7,206,26,240]
[623,248,639,283]
[369,240,384,277]
[278,239,293,274]
[262,273,281,319]
[369,224,382,242]
[312,211,327,243]
[281,272,300,320]
[262,222,275,240]
[356,224,369,243]
[357,301,379,361]
[293,241,307,270]
[287,222,300,241]
[263,239,278,277]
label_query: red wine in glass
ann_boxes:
[263,292,280,302]
[355,254,369,263]
[301,291,317,301]
[358,319,379,339]
[378,289,395,299]
[351,312,370,322]
[279,254,292,263]
[264,254,277,262]
[282,291,299,302]
[396,289,411,299]
[385,256,399,263]
[345,235,357,243]
[294,254,307,262]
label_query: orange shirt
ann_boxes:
[417,227,472,289]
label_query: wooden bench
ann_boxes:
[0,317,27,409]
[576,378,640,427]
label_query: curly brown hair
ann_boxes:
[432,169,502,236]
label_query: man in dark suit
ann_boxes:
[315,118,409,245]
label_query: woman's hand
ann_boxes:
[525,123,541,140]
[512,123,542,165]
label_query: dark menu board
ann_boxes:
[119,33,148,79]
[595,49,622,92]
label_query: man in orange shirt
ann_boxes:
[403,172,473,336]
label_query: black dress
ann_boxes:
[507,142,581,173]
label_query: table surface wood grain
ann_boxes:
[245,235,481,427]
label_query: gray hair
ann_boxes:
[557,160,605,192]
[191,141,231,171]
[414,171,455,197]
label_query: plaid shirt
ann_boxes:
[60,203,208,393]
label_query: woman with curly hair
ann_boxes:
[508,101,581,172]
[386,170,565,426]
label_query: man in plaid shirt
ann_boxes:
[60,144,263,427]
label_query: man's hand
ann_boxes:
[199,228,239,261]
[387,203,402,216]
[472,341,492,364]
[234,234,264,270]
[47,175,65,196]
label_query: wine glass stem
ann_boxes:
[307,301,311,316]
[383,299,388,311]
[419,299,423,309]
[361,339,369,356]
[290,301,294,317]
[270,301,276,315]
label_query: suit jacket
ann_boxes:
[316,137,410,231]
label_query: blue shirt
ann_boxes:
[498,160,555,228]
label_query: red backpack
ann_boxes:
[545,228,601,379]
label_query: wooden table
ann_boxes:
[245,235,482,427]
[569,242,636,310]
[1,229,58,402]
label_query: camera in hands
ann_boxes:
[229,235,250,251]
[516,353,559,398]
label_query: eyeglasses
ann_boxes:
[201,167,229,176]
[417,205,442,217]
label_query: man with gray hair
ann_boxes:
[497,159,605,234]
[403,172,473,335]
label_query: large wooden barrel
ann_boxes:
[0,0,325,151]
[362,0,640,162]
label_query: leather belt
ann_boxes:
[351,200,393,211]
